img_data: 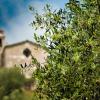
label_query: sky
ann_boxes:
[0,0,67,44]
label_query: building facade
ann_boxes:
[0,30,47,78]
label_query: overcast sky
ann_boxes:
[0,0,67,44]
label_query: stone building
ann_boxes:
[0,30,47,78]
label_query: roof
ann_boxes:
[0,30,4,34]
[3,40,41,49]
[0,30,5,38]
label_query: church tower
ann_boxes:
[0,30,5,50]
[0,30,5,67]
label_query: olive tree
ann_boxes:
[31,0,100,99]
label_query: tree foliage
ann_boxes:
[31,0,100,99]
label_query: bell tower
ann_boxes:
[0,30,5,49]
[0,30,5,67]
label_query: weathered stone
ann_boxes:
[0,30,47,78]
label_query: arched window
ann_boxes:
[23,48,31,57]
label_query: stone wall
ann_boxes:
[2,41,47,78]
